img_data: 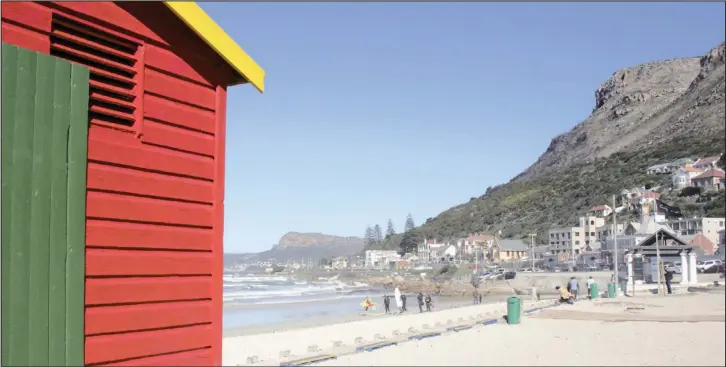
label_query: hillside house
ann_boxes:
[679,234,716,255]
[457,233,496,256]
[672,166,706,189]
[589,205,613,217]
[692,155,722,170]
[646,162,680,175]
[497,239,529,261]
[691,168,726,191]
[331,257,349,270]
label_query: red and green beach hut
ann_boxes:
[1,1,265,365]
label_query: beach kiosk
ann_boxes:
[1,2,264,366]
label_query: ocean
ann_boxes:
[223,273,382,329]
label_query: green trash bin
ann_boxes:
[506,297,520,325]
[607,283,616,298]
[590,283,599,300]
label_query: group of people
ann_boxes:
[381,287,434,314]
[556,276,595,304]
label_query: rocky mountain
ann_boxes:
[516,42,725,181]
[379,42,725,247]
[247,232,365,263]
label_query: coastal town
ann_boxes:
[236,154,725,277]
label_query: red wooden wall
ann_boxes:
[2,2,236,365]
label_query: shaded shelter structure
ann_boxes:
[2,1,265,366]
[624,229,698,286]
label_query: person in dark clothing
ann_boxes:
[401,294,407,312]
[424,294,432,312]
[417,292,424,313]
[383,295,390,314]
[664,269,674,295]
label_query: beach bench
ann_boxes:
[356,340,398,352]
[279,354,337,366]
[447,324,474,332]
[477,318,499,326]
[408,331,442,340]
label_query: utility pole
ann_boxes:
[528,233,537,270]
[613,195,619,292]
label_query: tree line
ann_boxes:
[363,213,421,255]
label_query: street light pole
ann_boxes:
[528,233,536,270]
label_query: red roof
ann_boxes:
[693,169,726,180]
[682,167,706,173]
[694,155,722,166]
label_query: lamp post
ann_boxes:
[528,233,537,270]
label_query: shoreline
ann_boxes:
[223,294,539,337]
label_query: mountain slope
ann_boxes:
[381,42,725,247]
[516,42,724,181]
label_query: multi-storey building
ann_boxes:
[663,217,725,247]
[364,250,398,268]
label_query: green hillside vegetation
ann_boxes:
[377,132,724,251]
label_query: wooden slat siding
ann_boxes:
[145,68,216,110]
[66,54,92,367]
[1,42,20,367]
[102,348,213,366]
[86,249,214,277]
[0,43,89,366]
[86,300,213,335]
[86,192,214,227]
[143,93,216,134]
[142,119,215,157]
[85,277,213,306]
[86,220,213,251]
[212,85,228,366]
[2,3,231,364]
[85,325,213,365]
[28,44,56,367]
[86,163,214,203]
[88,126,215,180]
[48,56,73,365]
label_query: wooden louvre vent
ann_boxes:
[50,15,140,127]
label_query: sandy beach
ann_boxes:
[226,283,725,366]
[318,290,725,366]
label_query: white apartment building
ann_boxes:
[663,217,725,246]
[364,250,398,268]
[549,216,606,254]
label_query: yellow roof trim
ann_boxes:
[163,2,265,92]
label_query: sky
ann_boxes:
[199,2,726,253]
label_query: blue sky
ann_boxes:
[200,2,726,254]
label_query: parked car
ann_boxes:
[703,263,725,274]
[697,260,723,273]
[666,262,682,274]
[503,271,517,280]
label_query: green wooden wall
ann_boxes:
[1,43,89,366]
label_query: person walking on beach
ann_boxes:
[401,294,408,312]
[586,276,595,299]
[394,287,403,313]
[383,295,391,314]
[417,292,424,313]
[664,269,674,295]
[568,276,579,299]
